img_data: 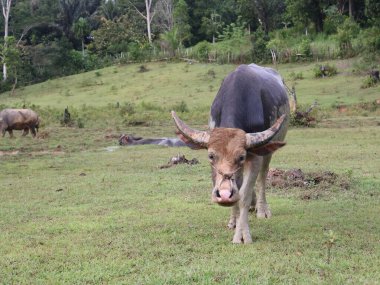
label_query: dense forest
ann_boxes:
[0,0,379,91]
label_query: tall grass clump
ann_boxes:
[313,63,337,78]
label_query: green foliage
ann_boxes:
[336,18,360,58]
[119,102,136,116]
[358,27,380,54]
[89,15,146,57]
[218,16,247,41]
[192,41,212,61]
[173,0,192,45]
[313,63,337,78]
[323,5,345,35]
[160,27,180,57]
[201,12,224,43]
[297,38,312,57]
[171,100,189,113]
[289,71,304,80]
[251,26,270,63]
[365,0,380,27]
[361,76,379,89]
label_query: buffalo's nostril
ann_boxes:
[229,191,233,198]
[216,190,221,198]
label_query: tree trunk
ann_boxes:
[11,71,17,96]
[146,0,152,43]
[2,0,12,81]
[146,0,153,43]
[82,39,85,58]
[348,0,354,18]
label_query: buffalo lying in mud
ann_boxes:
[172,64,290,244]
[119,134,187,147]
[0,109,40,138]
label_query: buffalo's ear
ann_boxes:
[248,141,286,156]
[175,130,207,150]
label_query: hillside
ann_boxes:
[1,60,379,119]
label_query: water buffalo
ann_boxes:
[0,109,40,138]
[172,64,290,244]
[119,134,187,147]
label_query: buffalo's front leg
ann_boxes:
[231,159,260,244]
[233,204,253,244]
[228,204,239,229]
[22,128,29,136]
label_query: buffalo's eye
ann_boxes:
[238,155,246,163]
[208,153,215,161]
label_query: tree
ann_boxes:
[286,0,326,33]
[153,0,173,33]
[0,36,22,93]
[252,0,286,34]
[173,0,191,45]
[160,26,178,56]
[100,0,120,20]
[73,17,90,57]
[365,0,380,27]
[130,0,156,43]
[1,0,12,81]
[201,12,223,44]
[58,0,100,43]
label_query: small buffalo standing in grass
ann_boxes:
[0,109,40,138]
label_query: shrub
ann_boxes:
[171,101,189,113]
[251,26,270,63]
[119,102,136,116]
[313,63,337,78]
[207,69,216,79]
[336,18,360,58]
[289,71,304,80]
[298,38,312,57]
[361,76,379,89]
[141,101,164,112]
[192,41,211,61]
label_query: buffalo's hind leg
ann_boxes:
[30,127,37,137]
[256,155,272,218]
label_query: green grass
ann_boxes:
[0,60,379,284]
[0,124,379,284]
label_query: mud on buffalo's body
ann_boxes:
[172,64,290,244]
[0,109,40,138]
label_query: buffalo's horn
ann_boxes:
[245,114,286,148]
[171,111,210,147]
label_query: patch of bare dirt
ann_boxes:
[267,168,351,200]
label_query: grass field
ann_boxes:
[0,60,379,284]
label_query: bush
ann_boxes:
[251,26,270,63]
[289,71,304,80]
[361,76,379,89]
[119,102,136,116]
[171,101,189,113]
[298,38,312,57]
[313,63,337,78]
[192,41,212,61]
[336,18,360,58]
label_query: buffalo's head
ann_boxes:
[171,111,286,206]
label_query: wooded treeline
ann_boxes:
[0,0,379,92]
